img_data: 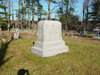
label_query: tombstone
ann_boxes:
[13,28,20,39]
[93,27,100,39]
[32,20,69,57]
[8,23,10,31]
[0,28,1,31]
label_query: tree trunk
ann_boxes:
[61,0,64,16]
[66,1,69,31]
[28,0,31,29]
[48,0,51,20]
[83,3,85,23]
[18,0,20,21]
[32,0,35,23]
[22,0,26,29]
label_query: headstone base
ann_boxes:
[32,42,69,57]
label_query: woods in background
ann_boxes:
[0,0,100,32]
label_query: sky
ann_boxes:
[40,0,84,20]
[12,0,84,21]
[74,0,84,21]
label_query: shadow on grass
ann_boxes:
[17,69,30,75]
[0,39,13,67]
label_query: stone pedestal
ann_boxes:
[32,20,69,57]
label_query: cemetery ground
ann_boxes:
[0,33,100,75]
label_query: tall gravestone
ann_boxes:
[32,20,69,57]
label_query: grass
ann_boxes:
[0,36,100,75]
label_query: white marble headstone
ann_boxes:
[32,20,69,57]
[14,28,20,39]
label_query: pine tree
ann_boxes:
[0,1,7,30]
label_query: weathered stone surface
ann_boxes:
[13,28,20,39]
[32,20,69,57]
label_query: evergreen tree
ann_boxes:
[91,0,100,24]
[0,1,7,30]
